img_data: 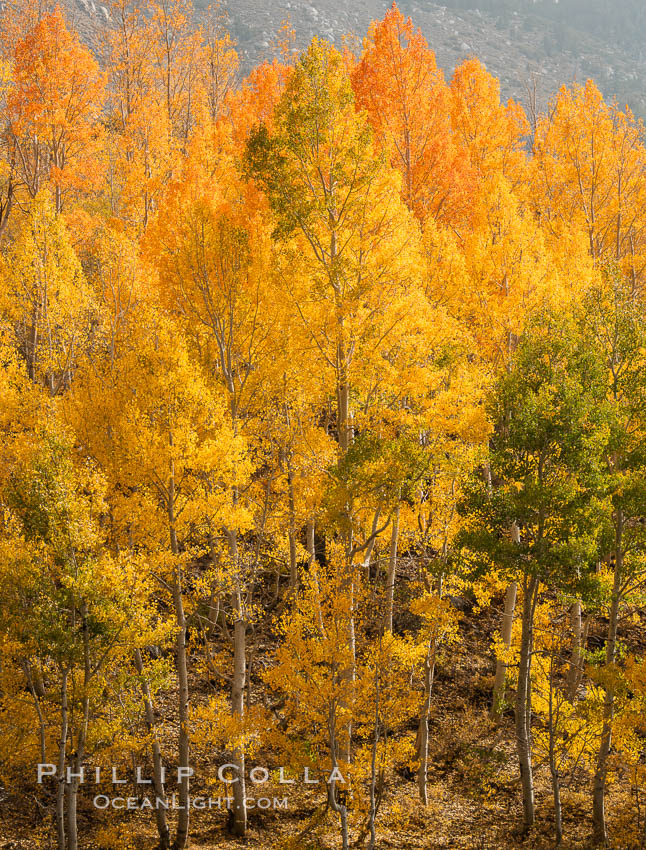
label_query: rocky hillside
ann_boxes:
[47,0,646,118]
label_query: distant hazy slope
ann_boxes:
[32,0,646,117]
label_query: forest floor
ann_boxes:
[1,596,643,850]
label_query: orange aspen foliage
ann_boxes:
[0,0,55,60]
[105,0,203,229]
[352,4,471,225]
[105,0,153,129]
[224,59,291,152]
[0,58,15,241]
[104,0,169,228]
[195,3,239,125]
[8,7,105,212]
[449,57,528,184]
[187,40,286,171]
[146,0,202,145]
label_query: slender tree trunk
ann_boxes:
[0,180,14,242]
[333,231,355,781]
[345,573,356,765]
[566,600,583,701]
[231,610,247,835]
[550,756,563,847]
[67,754,81,848]
[172,566,190,849]
[491,580,518,716]
[361,509,380,582]
[34,664,46,698]
[229,520,247,837]
[56,668,69,850]
[134,648,171,849]
[54,149,62,215]
[27,305,39,382]
[23,662,47,763]
[516,573,539,831]
[337,368,350,452]
[593,511,623,846]
[367,642,381,849]
[306,519,315,565]
[68,605,91,850]
[168,456,190,850]
[336,317,351,455]
[492,521,520,716]
[327,707,349,850]
[417,637,436,805]
[578,614,592,693]
[384,504,400,633]
[548,646,563,845]
[287,456,298,588]
[307,519,326,634]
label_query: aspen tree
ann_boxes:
[68,307,246,848]
[580,275,646,845]
[352,4,471,224]
[458,312,607,832]
[0,427,159,850]
[0,192,96,394]
[8,8,105,212]
[532,81,646,290]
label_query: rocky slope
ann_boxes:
[49,0,646,118]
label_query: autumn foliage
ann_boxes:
[2,3,646,850]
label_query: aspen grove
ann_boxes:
[2,2,646,849]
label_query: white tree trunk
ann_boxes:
[134,648,171,848]
[492,522,520,716]
[417,638,436,805]
[287,458,298,588]
[230,581,247,836]
[491,580,518,716]
[172,568,191,849]
[385,505,400,633]
[593,511,623,845]
[516,574,538,831]
[327,708,349,850]
[56,668,69,850]
[566,600,583,701]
